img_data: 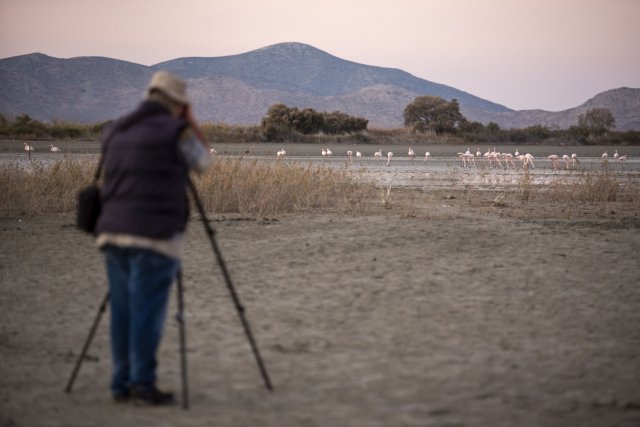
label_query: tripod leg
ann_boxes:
[209,234,274,391]
[176,268,189,409]
[187,177,274,391]
[65,291,110,393]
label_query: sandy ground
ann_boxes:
[1,190,640,427]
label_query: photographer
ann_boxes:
[95,71,211,406]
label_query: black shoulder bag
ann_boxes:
[76,130,116,234]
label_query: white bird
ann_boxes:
[321,149,327,157]
[465,152,476,167]
[463,147,475,167]
[483,148,493,167]
[602,151,609,161]
[356,151,362,165]
[346,150,353,165]
[491,147,502,168]
[23,143,35,159]
[613,149,619,160]
[50,144,61,152]
[523,153,535,169]
[502,152,516,169]
[571,153,580,166]
[209,147,217,154]
[476,147,482,157]
[374,149,383,163]
[408,147,416,164]
[326,148,333,157]
[618,154,628,162]
[387,151,394,166]
[562,154,571,169]
[424,151,431,161]
[514,148,520,157]
[276,149,286,158]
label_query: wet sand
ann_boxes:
[1,186,640,426]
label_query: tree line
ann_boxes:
[1,100,639,145]
[402,96,639,145]
[261,104,368,141]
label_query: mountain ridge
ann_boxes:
[1,42,638,130]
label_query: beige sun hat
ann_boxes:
[145,70,190,105]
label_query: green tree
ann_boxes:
[486,122,500,134]
[403,96,465,135]
[261,104,295,141]
[577,108,615,137]
[294,108,324,134]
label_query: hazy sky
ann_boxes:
[1,0,639,111]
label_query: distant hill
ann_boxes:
[1,42,638,130]
[473,87,640,131]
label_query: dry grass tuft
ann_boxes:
[0,158,380,217]
[194,158,378,215]
[0,158,95,216]
[518,169,640,206]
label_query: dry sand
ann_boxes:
[1,190,640,427]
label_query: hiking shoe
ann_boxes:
[131,385,175,407]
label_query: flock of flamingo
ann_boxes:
[22,143,60,159]
[273,146,631,169]
[23,142,631,170]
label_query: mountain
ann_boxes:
[473,87,640,131]
[1,42,638,130]
[0,53,152,122]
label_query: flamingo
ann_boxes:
[321,149,327,158]
[476,147,482,157]
[424,151,431,161]
[276,149,286,159]
[503,152,516,169]
[466,152,476,167]
[484,148,493,167]
[326,148,333,157]
[514,148,520,157]
[23,143,35,159]
[408,147,416,164]
[523,153,535,169]
[387,151,394,166]
[491,147,502,168]
[562,154,571,169]
[613,149,619,160]
[346,150,353,166]
[602,151,609,161]
[458,152,475,168]
[209,147,217,155]
[571,153,580,167]
[50,144,61,152]
[374,149,383,163]
[356,150,362,165]
[618,154,628,162]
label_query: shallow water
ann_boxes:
[2,141,639,191]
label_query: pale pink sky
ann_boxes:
[1,0,639,111]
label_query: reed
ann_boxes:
[0,158,95,216]
[518,169,640,205]
[0,158,379,217]
[194,158,378,215]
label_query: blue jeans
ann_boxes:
[103,245,178,395]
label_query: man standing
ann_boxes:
[95,71,211,406]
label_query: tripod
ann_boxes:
[65,177,274,407]
[64,269,191,408]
